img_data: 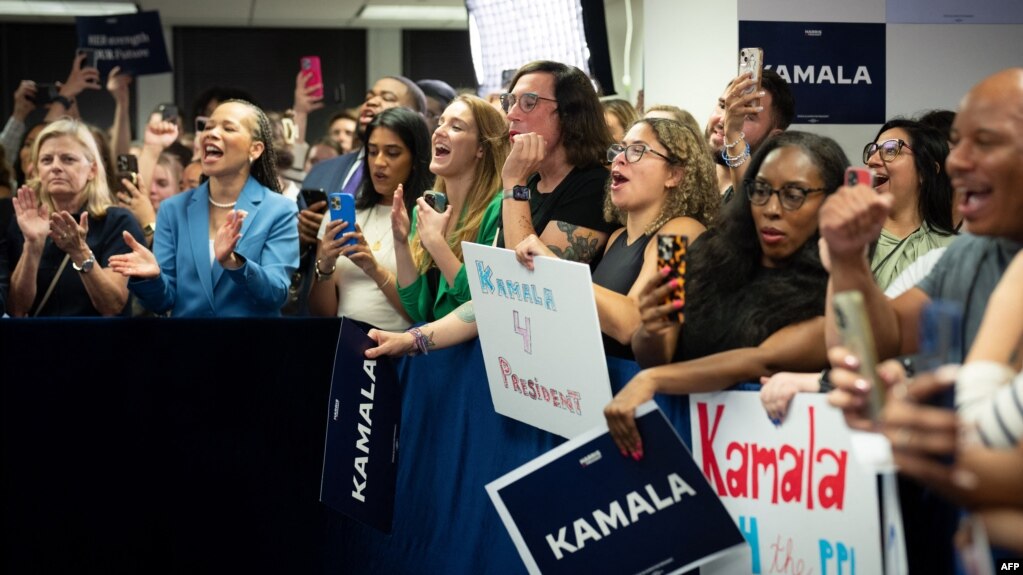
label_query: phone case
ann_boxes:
[424,191,447,213]
[833,291,883,421]
[300,56,324,99]
[328,192,356,245]
[845,166,874,188]
[738,47,764,95]
[656,234,687,322]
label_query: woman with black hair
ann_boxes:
[604,131,850,457]
[865,119,956,291]
[109,100,299,317]
[309,107,432,330]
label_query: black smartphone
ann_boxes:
[28,83,59,106]
[332,83,346,104]
[76,48,99,69]
[115,154,139,193]
[158,103,179,122]
[423,191,448,213]
[656,234,687,322]
[301,188,328,208]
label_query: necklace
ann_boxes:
[208,195,237,209]
[364,206,385,251]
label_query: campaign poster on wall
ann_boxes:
[690,391,886,575]
[462,242,612,439]
[739,21,885,124]
[487,402,746,575]
[320,319,401,533]
[886,0,1023,24]
[75,11,172,76]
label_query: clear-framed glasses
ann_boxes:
[499,92,557,114]
[862,138,913,164]
[745,180,828,211]
[607,143,677,164]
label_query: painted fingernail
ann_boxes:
[631,452,640,461]
[756,106,764,112]
[770,417,781,426]
[636,448,644,461]
[854,379,870,392]
[660,265,671,275]
[667,278,680,289]
[843,355,861,368]
[672,300,684,310]
[759,91,766,96]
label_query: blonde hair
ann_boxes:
[30,118,113,217]
[410,95,510,273]
[604,118,719,232]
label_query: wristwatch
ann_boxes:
[72,250,96,273]
[142,222,157,236]
[502,185,530,201]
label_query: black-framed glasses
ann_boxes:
[499,92,557,114]
[607,143,677,165]
[862,138,913,164]
[745,180,827,211]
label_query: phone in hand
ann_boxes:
[328,192,356,245]
[158,103,179,122]
[115,154,139,194]
[76,47,99,69]
[423,190,448,213]
[738,47,764,99]
[301,188,328,208]
[845,166,874,188]
[833,290,884,422]
[300,56,324,100]
[656,234,688,322]
[28,83,60,105]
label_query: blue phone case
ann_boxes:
[328,192,356,245]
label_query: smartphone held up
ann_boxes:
[656,234,688,323]
[328,192,357,245]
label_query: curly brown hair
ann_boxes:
[603,118,719,233]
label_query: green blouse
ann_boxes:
[871,222,955,292]
[397,191,503,322]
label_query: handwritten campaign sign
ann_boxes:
[487,401,745,575]
[690,391,885,575]
[320,319,401,533]
[462,242,611,439]
[75,11,172,77]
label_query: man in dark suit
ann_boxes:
[288,76,426,315]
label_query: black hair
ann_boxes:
[916,109,956,143]
[416,79,458,106]
[872,119,955,235]
[694,131,849,293]
[383,76,428,115]
[761,69,795,132]
[509,61,611,169]
[221,99,282,193]
[355,107,433,213]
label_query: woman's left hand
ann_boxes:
[414,196,451,252]
[50,210,90,259]
[214,209,247,268]
[338,223,379,274]
[604,371,657,460]
[514,234,554,270]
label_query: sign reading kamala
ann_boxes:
[463,243,612,439]
[690,392,884,575]
[739,21,885,124]
[320,319,401,533]
[488,402,746,575]
[75,11,172,77]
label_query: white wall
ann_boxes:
[603,0,645,101]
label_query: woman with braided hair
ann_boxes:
[109,100,299,316]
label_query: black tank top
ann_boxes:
[592,230,653,359]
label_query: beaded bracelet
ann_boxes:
[406,327,431,356]
[721,142,751,168]
[724,131,745,149]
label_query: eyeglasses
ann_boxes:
[499,92,557,114]
[745,180,828,211]
[607,143,677,165]
[862,139,913,164]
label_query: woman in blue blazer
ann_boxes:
[110,100,299,317]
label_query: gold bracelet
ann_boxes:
[314,258,336,282]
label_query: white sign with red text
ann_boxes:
[690,391,884,575]
[463,242,612,439]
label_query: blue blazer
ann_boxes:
[130,177,299,317]
[302,149,362,195]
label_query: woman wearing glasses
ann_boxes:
[517,118,718,359]
[863,119,956,291]
[604,132,850,458]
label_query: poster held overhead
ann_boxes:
[75,11,173,77]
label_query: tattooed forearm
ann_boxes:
[454,302,476,323]
[424,328,437,350]
[548,222,601,263]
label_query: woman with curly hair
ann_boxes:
[605,131,850,456]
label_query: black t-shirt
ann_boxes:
[7,206,144,317]
[498,164,617,269]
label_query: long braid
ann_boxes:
[223,99,282,193]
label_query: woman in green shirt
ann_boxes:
[392,95,510,322]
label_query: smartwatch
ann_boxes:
[73,250,96,273]
[502,185,530,201]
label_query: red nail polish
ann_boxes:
[631,452,640,461]
[672,300,683,310]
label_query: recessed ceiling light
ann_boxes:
[0,1,138,17]
[357,5,468,21]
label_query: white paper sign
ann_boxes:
[690,391,886,575]
[463,242,612,439]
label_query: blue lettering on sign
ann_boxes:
[474,260,557,311]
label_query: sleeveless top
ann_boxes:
[592,230,655,359]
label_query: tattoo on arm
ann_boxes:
[455,302,476,323]
[424,329,436,350]
[548,222,600,263]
